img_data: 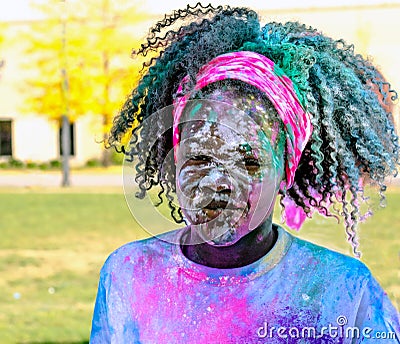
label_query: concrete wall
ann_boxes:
[12,115,58,161]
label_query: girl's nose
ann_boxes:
[198,167,232,194]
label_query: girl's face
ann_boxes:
[175,89,285,246]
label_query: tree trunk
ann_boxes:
[102,114,112,167]
[60,0,70,186]
[61,115,71,187]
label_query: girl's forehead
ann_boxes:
[179,115,281,159]
[184,87,278,125]
[204,88,276,123]
[182,120,260,147]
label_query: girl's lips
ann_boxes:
[202,208,223,219]
[202,199,247,212]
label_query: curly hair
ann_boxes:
[108,4,399,257]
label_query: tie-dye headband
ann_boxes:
[172,51,312,189]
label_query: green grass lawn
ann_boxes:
[0,186,399,343]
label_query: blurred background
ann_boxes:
[0,1,399,343]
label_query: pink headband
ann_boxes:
[172,51,312,189]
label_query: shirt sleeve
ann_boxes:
[355,275,400,343]
[90,267,111,344]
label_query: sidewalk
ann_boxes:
[0,170,123,187]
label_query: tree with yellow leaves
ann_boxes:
[20,0,150,184]
[0,27,4,74]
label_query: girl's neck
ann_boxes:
[181,218,277,268]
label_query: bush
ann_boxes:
[38,162,49,170]
[26,161,38,169]
[111,150,124,165]
[8,158,24,168]
[49,159,61,168]
[86,158,101,167]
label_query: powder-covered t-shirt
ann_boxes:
[90,226,400,343]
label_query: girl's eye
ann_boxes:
[244,157,260,172]
[188,155,212,165]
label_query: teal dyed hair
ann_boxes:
[109,4,399,257]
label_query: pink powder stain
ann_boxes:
[128,270,197,341]
[125,259,291,342]
[198,295,253,342]
[180,266,209,282]
[127,260,255,341]
[282,196,307,230]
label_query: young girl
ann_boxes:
[91,5,400,343]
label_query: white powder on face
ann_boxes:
[176,94,284,245]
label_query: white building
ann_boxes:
[0,113,103,166]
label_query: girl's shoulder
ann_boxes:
[285,229,372,279]
[99,228,185,275]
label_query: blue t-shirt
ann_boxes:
[90,225,400,343]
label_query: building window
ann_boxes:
[59,122,76,156]
[0,120,12,156]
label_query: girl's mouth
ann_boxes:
[204,199,229,210]
[202,192,234,211]
[202,193,247,212]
